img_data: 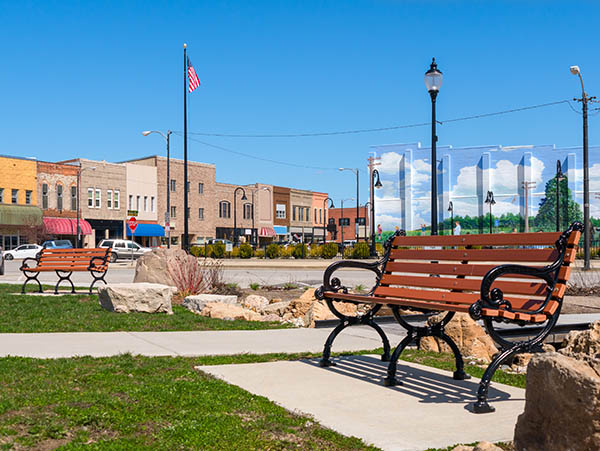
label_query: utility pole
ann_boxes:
[522,181,536,233]
[368,155,381,256]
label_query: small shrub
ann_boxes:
[167,254,223,299]
[321,242,338,259]
[354,284,366,293]
[293,243,308,259]
[280,246,294,258]
[352,242,370,259]
[266,243,281,259]
[309,245,322,258]
[343,246,354,259]
[283,282,298,290]
[249,283,260,291]
[231,247,240,258]
[254,249,265,258]
[212,242,225,259]
[375,243,383,256]
[190,246,202,257]
[239,243,253,259]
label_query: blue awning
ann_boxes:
[273,226,287,235]
[126,223,165,237]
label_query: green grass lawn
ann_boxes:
[0,350,524,450]
[0,284,289,333]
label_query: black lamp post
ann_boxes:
[425,58,443,236]
[233,187,247,246]
[251,186,271,246]
[339,168,359,241]
[570,65,595,269]
[448,201,454,235]
[556,160,565,232]
[484,191,496,234]
[370,169,383,255]
[142,130,172,248]
[322,197,334,243]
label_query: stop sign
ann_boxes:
[128,217,138,234]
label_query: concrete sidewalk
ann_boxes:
[0,326,404,359]
[199,354,525,451]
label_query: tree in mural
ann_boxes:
[534,176,582,231]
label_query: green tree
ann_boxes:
[535,176,582,231]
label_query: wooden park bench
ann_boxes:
[315,222,583,413]
[20,248,112,295]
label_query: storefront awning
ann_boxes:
[0,205,43,226]
[259,227,277,237]
[43,217,92,235]
[126,223,165,237]
[273,226,287,235]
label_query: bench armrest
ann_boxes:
[315,259,383,299]
[88,255,108,271]
[20,257,39,271]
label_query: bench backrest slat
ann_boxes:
[392,231,561,247]
[37,248,110,268]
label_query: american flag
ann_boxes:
[187,57,200,92]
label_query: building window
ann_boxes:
[170,179,176,192]
[198,183,204,194]
[292,206,296,221]
[88,188,94,207]
[114,191,120,209]
[299,207,304,221]
[219,201,231,218]
[57,185,63,211]
[136,195,140,211]
[319,208,322,224]
[25,190,32,205]
[95,189,101,208]
[107,189,113,209]
[339,218,350,226]
[42,184,49,209]
[243,203,253,220]
[144,196,148,212]
[170,206,176,218]
[71,186,77,210]
[276,203,286,219]
[151,196,155,212]
[305,207,310,222]
[314,208,317,223]
[198,208,204,220]
[186,181,190,192]
[129,195,133,210]
[11,189,18,204]
[0,188,4,203]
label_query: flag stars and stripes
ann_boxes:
[187,57,200,92]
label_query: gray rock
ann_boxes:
[133,248,187,286]
[242,294,269,312]
[183,294,238,314]
[261,300,291,316]
[98,283,176,314]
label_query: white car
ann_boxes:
[3,244,43,260]
[98,239,152,262]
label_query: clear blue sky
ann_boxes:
[1,1,598,204]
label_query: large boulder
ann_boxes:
[560,320,600,373]
[514,352,600,451]
[98,283,176,314]
[242,294,270,312]
[200,302,262,322]
[419,312,498,362]
[133,248,187,286]
[261,300,291,316]
[183,294,238,314]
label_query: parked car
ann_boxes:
[42,240,74,249]
[0,246,4,275]
[2,244,43,260]
[98,239,152,262]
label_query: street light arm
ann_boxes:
[142,130,170,141]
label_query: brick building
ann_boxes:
[327,204,370,243]
[124,156,216,247]
[289,188,313,242]
[273,186,290,241]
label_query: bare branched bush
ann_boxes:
[566,270,600,296]
[167,254,223,299]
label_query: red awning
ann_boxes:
[43,217,92,236]
[259,227,277,237]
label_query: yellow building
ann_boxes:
[0,155,43,249]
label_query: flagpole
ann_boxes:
[183,43,189,251]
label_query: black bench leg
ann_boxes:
[21,274,42,294]
[319,321,348,367]
[55,271,75,295]
[89,273,107,295]
[437,331,471,381]
[384,333,414,386]
[367,319,391,361]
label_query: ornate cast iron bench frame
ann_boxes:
[315,222,583,413]
[20,248,112,295]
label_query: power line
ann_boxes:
[179,99,571,138]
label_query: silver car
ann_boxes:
[98,239,152,262]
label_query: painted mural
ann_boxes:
[371,142,600,237]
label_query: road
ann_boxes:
[0,260,377,289]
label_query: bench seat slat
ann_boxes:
[392,232,561,247]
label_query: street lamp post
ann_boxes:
[425,58,443,236]
[322,197,334,244]
[570,65,596,270]
[76,165,96,248]
[251,186,271,246]
[556,160,565,232]
[484,191,496,234]
[370,169,383,255]
[339,168,359,241]
[233,187,247,246]
[448,201,454,235]
[142,130,172,248]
